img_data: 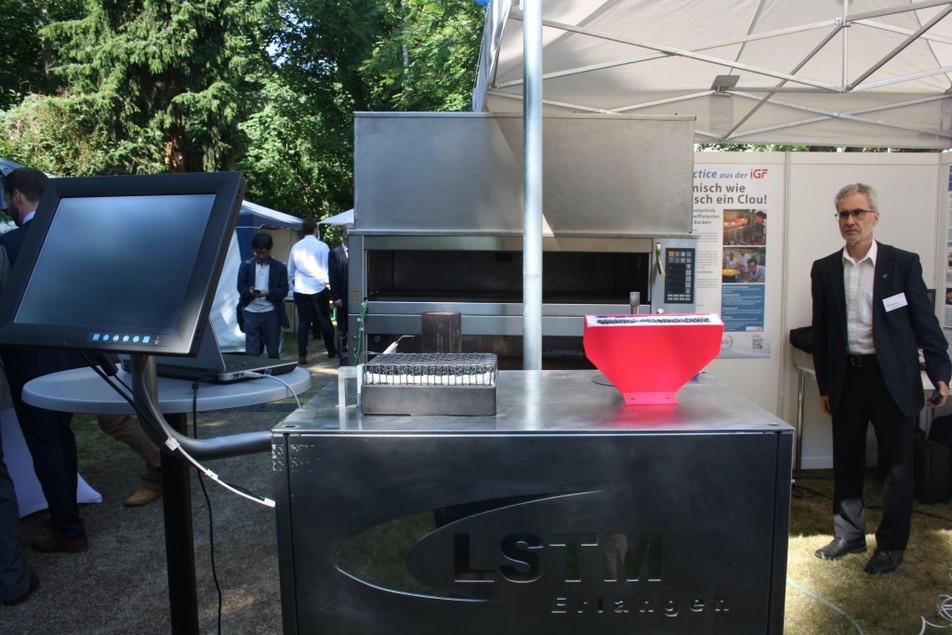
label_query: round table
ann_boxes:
[23,366,311,414]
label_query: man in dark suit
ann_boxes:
[328,223,352,358]
[237,232,290,358]
[0,167,87,553]
[811,182,950,574]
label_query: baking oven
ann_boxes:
[347,112,698,367]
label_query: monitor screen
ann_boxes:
[0,171,245,356]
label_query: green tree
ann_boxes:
[361,0,485,112]
[257,0,484,217]
[4,0,274,175]
[2,0,486,217]
[0,0,85,111]
[238,78,353,217]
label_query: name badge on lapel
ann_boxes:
[883,292,908,312]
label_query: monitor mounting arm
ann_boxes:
[129,354,271,460]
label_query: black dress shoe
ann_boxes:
[3,571,39,606]
[815,537,867,560]
[865,550,903,574]
[30,532,88,553]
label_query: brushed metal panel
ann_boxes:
[274,372,792,635]
[354,113,694,235]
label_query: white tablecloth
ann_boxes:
[0,407,102,518]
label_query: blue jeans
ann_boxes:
[243,308,282,358]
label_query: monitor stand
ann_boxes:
[128,353,273,634]
[129,354,200,634]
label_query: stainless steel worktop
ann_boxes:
[274,369,789,435]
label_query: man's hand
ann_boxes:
[929,381,949,409]
[819,394,831,415]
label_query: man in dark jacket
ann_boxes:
[237,232,290,358]
[0,167,87,553]
[811,182,951,574]
[328,223,352,357]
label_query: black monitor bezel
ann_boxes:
[0,171,245,356]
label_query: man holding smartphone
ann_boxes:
[237,232,289,358]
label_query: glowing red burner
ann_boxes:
[583,313,724,405]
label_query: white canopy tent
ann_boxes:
[474,0,952,149]
[318,208,354,225]
[213,201,302,351]
[469,0,952,367]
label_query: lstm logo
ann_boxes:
[751,168,769,179]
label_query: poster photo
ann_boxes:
[693,165,778,359]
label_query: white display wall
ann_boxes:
[694,151,949,469]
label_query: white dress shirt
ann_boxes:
[246,262,273,313]
[843,240,877,355]
[288,234,331,294]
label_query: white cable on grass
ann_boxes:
[919,571,952,634]
[786,578,866,635]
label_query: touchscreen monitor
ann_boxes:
[0,171,245,356]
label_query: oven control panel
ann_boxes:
[651,238,698,313]
[663,247,695,304]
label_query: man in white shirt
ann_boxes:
[288,218,337,364]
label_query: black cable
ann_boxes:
[190,382,224,635]
[792,467,952,522]
[80,353,168,441]
[81,354,272,633]
[791,485,815,499]
[792,483,830,500]
[913,507,952,523]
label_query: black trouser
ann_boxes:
[831,359,914,551]
[336,301,349,351]
[294,289,336,357]
[1,349,85,541]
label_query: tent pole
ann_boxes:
[523,0,543,370]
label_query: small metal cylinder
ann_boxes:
[629,292,641,314]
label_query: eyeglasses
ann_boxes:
[834,209,874,221]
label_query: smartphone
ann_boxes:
[929,390,942,405]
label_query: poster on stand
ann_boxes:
[693,164,778,359]
[944,164,952,346]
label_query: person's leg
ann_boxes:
[97,414,162,506]
[261,310,282,358]
[830,367,873,543]
[337,304,349,353]
[869,392,915,551]
[0,435,33,603]
[15,404,85,543]
[311,290,337,357]
[243,310,265,357]
[294,293,316,361]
